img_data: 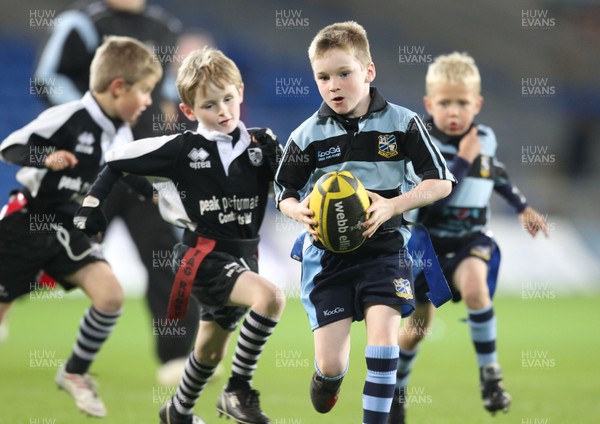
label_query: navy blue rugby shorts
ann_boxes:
[300,244,415,331]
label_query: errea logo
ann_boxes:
[75,132,94,155]
[188,148,211,169]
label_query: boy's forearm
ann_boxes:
[86,165,124,203]
[494,181,528,213]
[448,156,472,184]
[395,179,452,215]
[0,144,50,168]
[279,197,300,219]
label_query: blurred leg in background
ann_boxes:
[104,181,199,386]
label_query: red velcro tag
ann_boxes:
[0,192,27,220]
[166,237,216,320]
[38,273,58,289]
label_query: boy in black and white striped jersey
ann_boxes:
[0,35,162,417]
[75,47,285,424]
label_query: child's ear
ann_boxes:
[109,77,128,98]
[423,96,433,115]
[238,83,244,104]
[365,62,376,83]
[179,102,197,121]
[474,96,484,115]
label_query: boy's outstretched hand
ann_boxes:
[519,206,549,238]
[44,150,78,171]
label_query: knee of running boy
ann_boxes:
[314,356,348,378]
[95,288,124,313]
[91,275,124,313]
[196,344,227,365]
[460,282,491,310]
[253,281,285,318]
[194,334,230,366]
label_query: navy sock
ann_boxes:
[363,345,399,424]
[468,305,498,368]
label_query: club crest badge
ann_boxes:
[480,155,491,178]
[378,134,398,158]
[248,147,263,166]
[470,244,492,261]
[393,278,413,300]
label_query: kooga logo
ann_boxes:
[323,307,345,316]
[317,146,341,161]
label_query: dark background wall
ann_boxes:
[1,0,598,235]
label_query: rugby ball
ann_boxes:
[309,171,370,253]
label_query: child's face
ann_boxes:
[113,74,157,125]
[312,48,375,118]
[180,82,243,134]
[424,82,482,136]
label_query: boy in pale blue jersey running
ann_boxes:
[274,21,455,424]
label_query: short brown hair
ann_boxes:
[176,47,243,107]
[308,21,372,68]
[90,35,162,93]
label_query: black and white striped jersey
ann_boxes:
[408,122,528,239]
[0,91,132,216]
[90,122,280,240]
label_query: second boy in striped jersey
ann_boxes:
[389,52,549,423]
[75,47,284,424]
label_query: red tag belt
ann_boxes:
[166,237,216,319]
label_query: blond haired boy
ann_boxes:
[275,22,454,423]
[0,35,161,417]
[75,47,284,424]
[390,52,549,422]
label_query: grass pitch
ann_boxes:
[0,291,599,423]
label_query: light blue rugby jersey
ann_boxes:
[274,88,454,245]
